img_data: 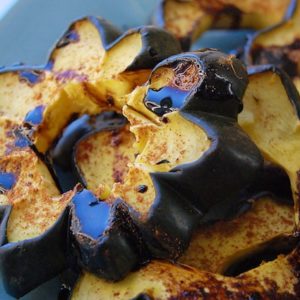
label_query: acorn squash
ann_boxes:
[71,244,300,299]
[244,0,300,92]
[0,18,181,153]
[154,0,291,50]
[63,49,264,282]
[0,143,75,297]
[180,196,294,274]
[1,13,296,298]
[239,65,300,226]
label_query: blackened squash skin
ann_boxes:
[70,189,148,281]
[0,208,70,298]
[65,50,264,279]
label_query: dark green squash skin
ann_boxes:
[0,208,70,298]
[67,50,264,277]
[139,111,263,259]
[243,0,298,73]
[0,19,182,296]
[117,26,181,71]
[70,196,148,281]
[242,162,293,205]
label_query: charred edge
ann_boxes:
[223,235,299,277]
[288,245,300,297]
[56,30,80,49]
[251,39,300,78]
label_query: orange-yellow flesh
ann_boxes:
[0,18,149,153]
[180,197,294,273]
[51,19,105,78]
[0,117,19,158]
[253,1,300,47]
[75,81,210,217]
[161,0,290,44]
[76,125,136,199]
[0,148,73,242]
[0,71,56,122]
[107,85,210,216]
[71,247,299,299]
[163,0,212,41]
[238,71,300,224]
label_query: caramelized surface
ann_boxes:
[72,246,300,299]
[0,148,73,242]
[76,125,136,198]
[180,197,294,273]
[158,0,290,47]
[239,70,300,224]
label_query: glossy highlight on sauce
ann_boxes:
[72,189,110,239]
[144,86,189,116]
[24,105,45,126]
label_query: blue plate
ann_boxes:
[0,1,250,299]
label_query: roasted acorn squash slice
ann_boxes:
[0,17,181,153]
[0,142,75,297]
[239,65,300,226]
[180,196,294,274]
[244,0,300,92]
[71,244,300,299]
[154,0,291,50]
[60,49,264,282]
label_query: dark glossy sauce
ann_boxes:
[144,86,189,116]
[136,185,148,193]
[0,172,16,192]
[72,189,110,239]
[24,105,45,126]
[251,39,300,78]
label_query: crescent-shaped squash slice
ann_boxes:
[0,92,78,297]
[71,244,300,299]
[180,196,295,274]
[238,65,300,227]
[0,132,75,297]
[244,0,300,92]
[65,50,263,282]
[0,17,181,153]
[154,0,291,50]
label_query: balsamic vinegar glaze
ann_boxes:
[144,86,189,116]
